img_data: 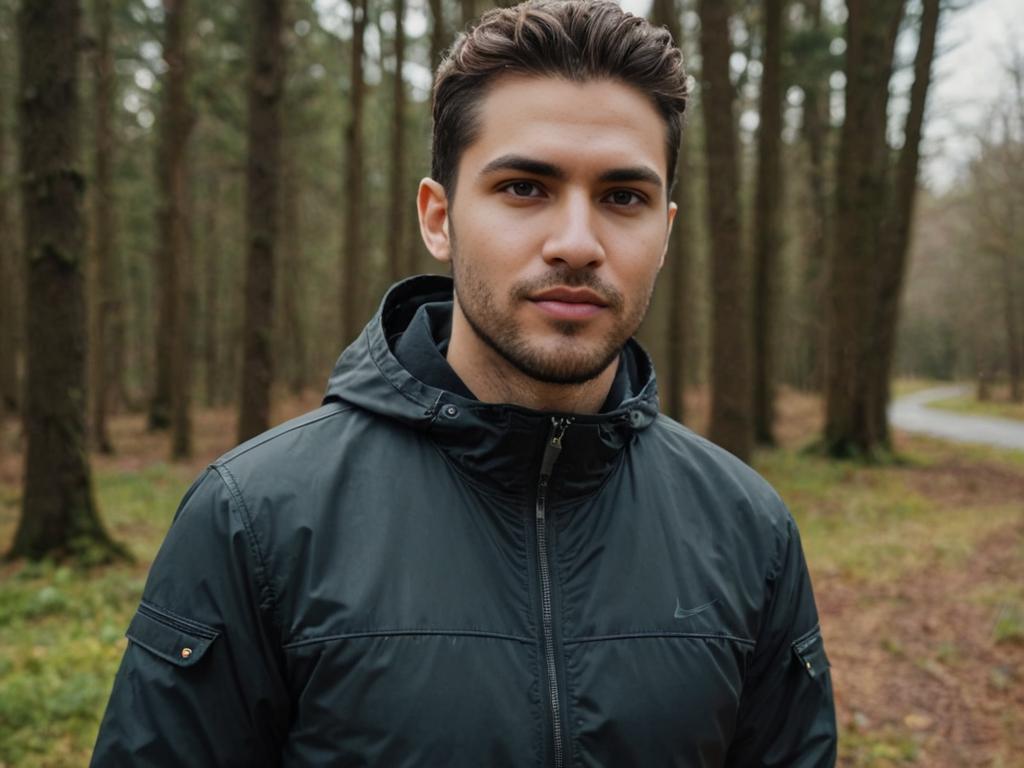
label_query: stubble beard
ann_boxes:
[449,236,655,386]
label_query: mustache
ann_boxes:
[511,269,624,310]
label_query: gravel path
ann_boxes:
[889,385,1024,450]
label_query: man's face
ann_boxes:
[420,75,676,386]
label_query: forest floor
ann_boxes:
[0,387,1022,767]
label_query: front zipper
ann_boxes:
[536,415,572,768]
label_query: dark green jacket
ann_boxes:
[92,276,836,767]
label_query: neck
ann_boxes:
[446,306,617,414]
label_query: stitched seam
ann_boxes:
[212,464,282,635]
[563,631,756,647]
[282,628,533,649]
[792,622,822,652]
[219,404,354,463]
[138,600,219,639]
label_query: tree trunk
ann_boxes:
[870,0,942,442]
[699,0,752,462]
[387,0,407,282]
[752,0,785,446]
[429,0,445,72]
[1002,246,1023,402]
[238,0,286,443]
[0,27,20,418]
[461,0,477,29]
[89,0,117,454]
[202,173,221,406]
[650,0,690,424]
[341,0,367,344]
[797,0,829,393]
[150,0,192,444]
[10,0,127,563]
[824,0,903,459]
[278,140,306,395]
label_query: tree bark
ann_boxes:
[10,0,127,563]
[89,0,117,453]
[238,0,286,443]
[797,0,829,393]
[341,0,367,344]
[0,25,20,418]
[1000,227,1023,401]
[824,0,903,459]
[429,0,445,72]
[870,0,942,441]
[461,0,477,29]
[387,0,407,282]
[699,0,752,462]
[278,139,306,395]
[752,0,785,445]
[650,0,691,424]
[150,0,193,451]
[201,172,221,406]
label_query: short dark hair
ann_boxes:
[431,0,690,199]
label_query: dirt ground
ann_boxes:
[820,493,1024,766]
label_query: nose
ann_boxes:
[540,191,605,269]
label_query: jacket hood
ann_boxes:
[323,274,661,505]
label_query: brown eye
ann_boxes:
[508,181,539,197]
[608,190,641,206]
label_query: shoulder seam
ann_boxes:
[218,403,354,464]
[210,463,283,637]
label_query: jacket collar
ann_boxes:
[323,275,661,508]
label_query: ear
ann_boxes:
[660,201,678,271]
[418,178,451,263]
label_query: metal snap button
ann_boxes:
[443,405,459,418]
[181,647,193,659]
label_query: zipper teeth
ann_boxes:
[537,490,563,768]
[537,417,571,768]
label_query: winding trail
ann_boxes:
[888,385,1024,451]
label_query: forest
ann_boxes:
[0,0,1023,765]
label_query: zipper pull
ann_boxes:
[539,416,573,481]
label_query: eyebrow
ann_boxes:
[478,153,664,189]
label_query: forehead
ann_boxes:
[462,75,668,182]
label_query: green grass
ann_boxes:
[928,393,1024,422]
[0,463,193,767]
[754,447,1020,584]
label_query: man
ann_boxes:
[93,2,836,765]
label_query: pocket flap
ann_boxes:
[126,601,220,668]
[792,626,830,680]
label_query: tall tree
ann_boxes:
[752,0,785,445]
[824,0,904,458]
[793,0,831,392]
[89,0,118,453]
[429,0,445,72]
[10,0,126,562]
[341,0,368,344]
[387,0,407,281]
[650,0,692,424]
[699,0,752,462]
[461,0,477,29]
[0,11,20,418]
[150,0,194,460]
[238,0,287,443]
[201,173,222,406]
[869,0,943,440]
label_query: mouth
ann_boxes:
[529,287,609,320]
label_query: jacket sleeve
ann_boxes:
[725,514,837,767]
[91,467,291,767]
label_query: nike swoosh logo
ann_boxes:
[674,598,718,619]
